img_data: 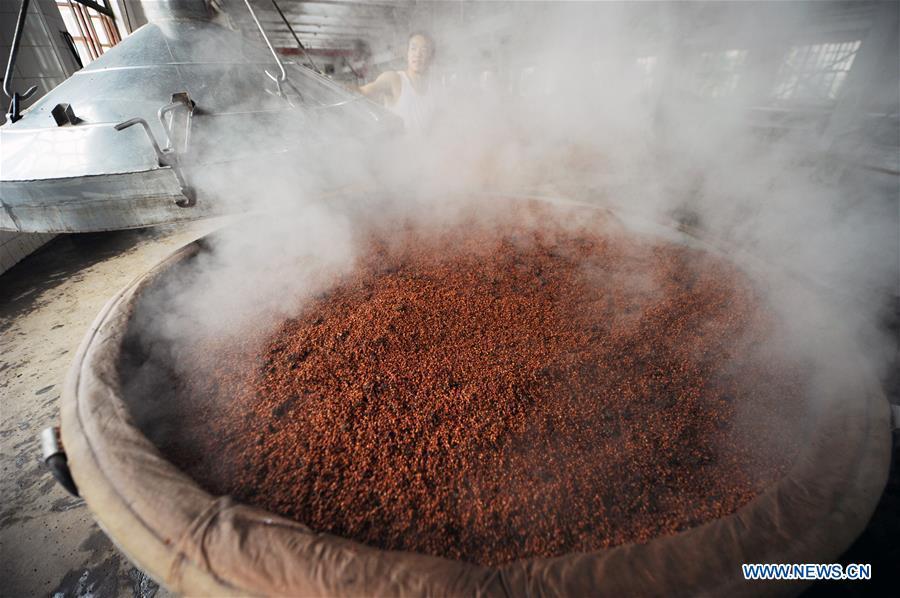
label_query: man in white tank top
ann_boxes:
[359,32,436,133]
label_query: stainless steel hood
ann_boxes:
[0,0,395,233]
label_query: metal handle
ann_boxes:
[157,92,196,153]
[41,427,79,497]
[115,118,168,164]
[115,100,197,208]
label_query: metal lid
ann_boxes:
[0,1,394,233]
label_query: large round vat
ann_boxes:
[61,197,892,596]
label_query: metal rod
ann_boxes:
[269,0,322,74]
[243,0,286,87]
[60,30,84,69]
[114,118,166,163]
[3,0,31,98]
[4,0,39,121]
[157,94,195,152]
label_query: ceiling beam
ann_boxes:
[263,22,394,35]
[271,31,387,41]
[267,12,401,25]
[265,18,394,27]
[276,1,404,10]
[281,0,410,8]
[249,0,407,19]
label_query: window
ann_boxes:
[772,40,861,103]
[56,0,121,66]
[696,49,747,99]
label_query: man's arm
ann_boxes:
[359,71,400,106]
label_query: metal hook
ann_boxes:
[3,0,31,99]
[269,0,322,76]
[4,0,39,122]
[243,0,288,99]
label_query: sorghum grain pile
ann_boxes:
[176,206,807,566]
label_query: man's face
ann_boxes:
[407,35,432,74]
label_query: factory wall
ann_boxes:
[1,0,80,274]
[0,231,56,273]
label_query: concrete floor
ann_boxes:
[0,221,221,597]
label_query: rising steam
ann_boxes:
[139,1,897,402]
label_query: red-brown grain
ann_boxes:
[172,204,806,566]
